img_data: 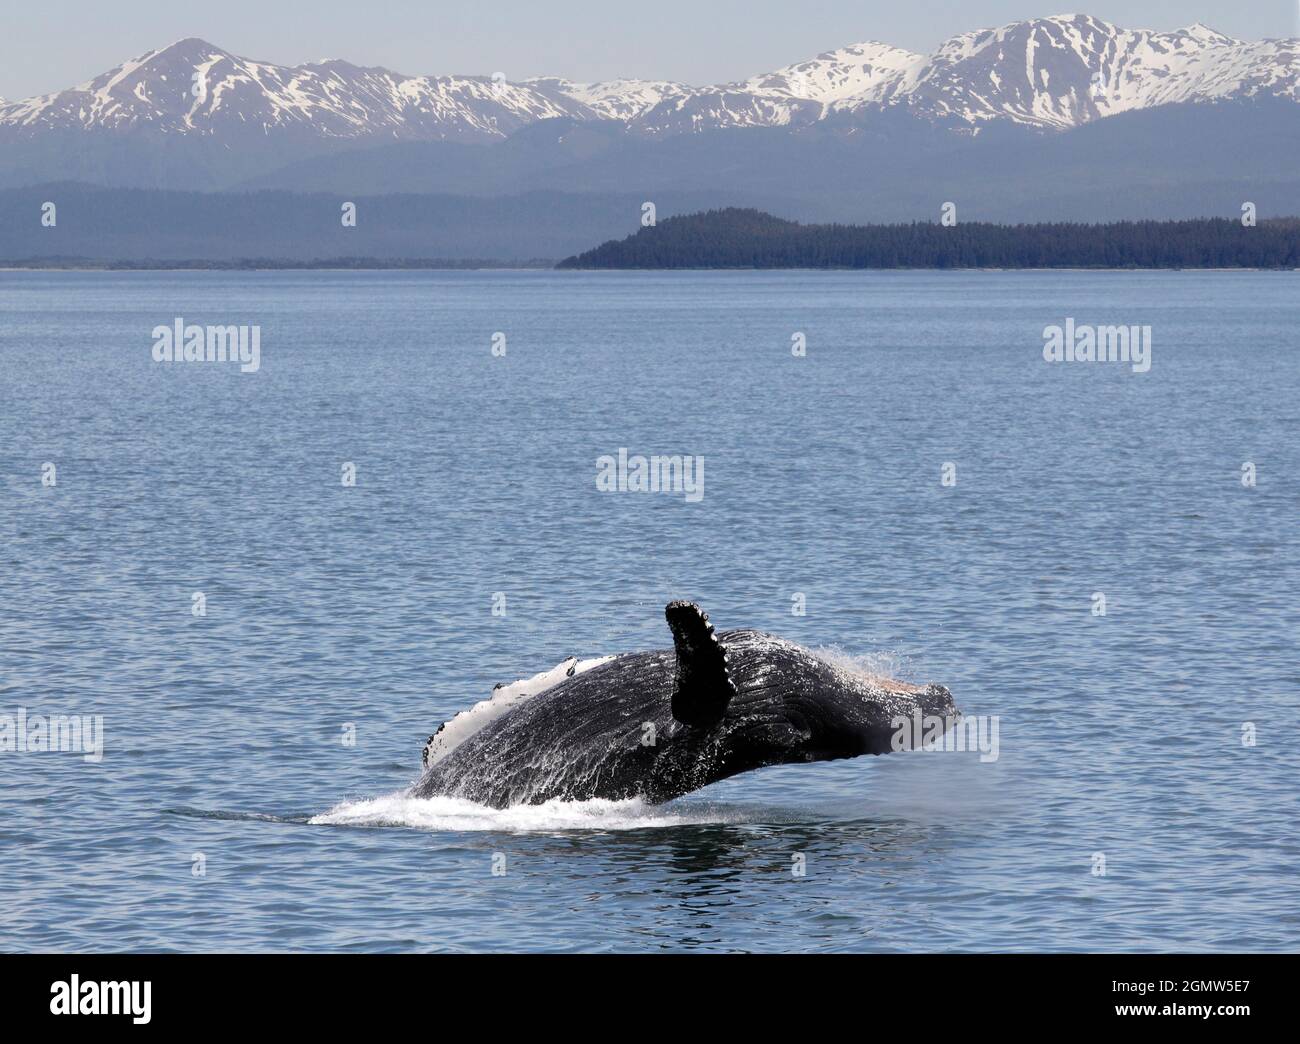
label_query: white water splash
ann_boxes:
[815,645,925,692]
[310,792,746,832]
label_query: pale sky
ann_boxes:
[2,0,1297,100]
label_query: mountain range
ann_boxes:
[2,13,1299,260]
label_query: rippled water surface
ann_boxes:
[2,270,1297,952]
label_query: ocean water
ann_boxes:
[1,269,1297,953]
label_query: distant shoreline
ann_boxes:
[4,264,1295,274]
[0,259,557,272]
[6,209,1300,273]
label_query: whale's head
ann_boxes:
[665,601,959,771]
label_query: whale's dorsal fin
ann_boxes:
[666,601,736,728]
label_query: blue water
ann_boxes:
[1,270,1297,952]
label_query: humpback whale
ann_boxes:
[413,602,959,808]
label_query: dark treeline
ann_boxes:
[558,208,1300,269]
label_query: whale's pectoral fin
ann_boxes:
[421,722,448,769]
[666,601,736,728]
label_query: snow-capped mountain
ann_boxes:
[3,15,1296,144]
[1,15,1297,191]
[745,42,924,103]
[525,77,692,122]
[860,14,1300,130]
[609,41,926,135]
[0,37,592,142]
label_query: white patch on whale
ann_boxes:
[422,655,615,767]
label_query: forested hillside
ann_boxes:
[559,209,1300,269]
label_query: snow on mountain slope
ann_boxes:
[615,42,925,135]
[526,77,692,121]
[0,37,593,141]
[0,17,1297,145]
[745,41,924,103]
[520,43,924,135]
[872,14,1300,130]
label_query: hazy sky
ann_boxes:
[3,1,1298,99]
